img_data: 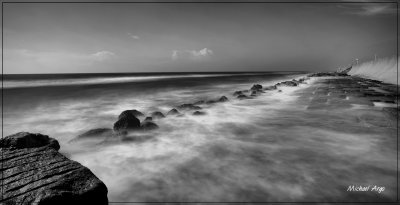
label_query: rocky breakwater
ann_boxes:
[304,72,398,120]
[0,132,108,204]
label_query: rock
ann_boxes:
[276,81,298,87]
[292,79,301,84]
[0,132,60,151]
[193,111,206,116]
[177,104,202,110]
[144,117,153,121]
[167,108,180,116]
[0,132,108,204]
[141,121,159,131]
[233,91,243,96]
[250,90,258,96]
[218,96,228,102]
[113,112,141,133]
[151,111,165,119]
[278,90,282,92]
[338,66,352,74]
[307,72,348,77]
[264,85,277,90]
[250,84,263,90]
[206,96,229,104]
[118,109,144,120]
[71,128,113,142]
[193,100,205,105]
[237,94,249,99]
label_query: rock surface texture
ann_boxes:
[113,112,141,133]
[0,132,108,204]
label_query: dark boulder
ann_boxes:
[250,84,263,90]
[113,112,141,133]
[167,108,180,116]
[233,91,243,96]
[151,111,165,119]
[141,121,159,131]
[177,104,202,110]
[276,81,298,87]
[0,132,60,151]
[251,90,258,96]
[144,117,153,121]
[296,78,308,84]
[118,109,144,120]
[206,96,228,104]
[194,100,205,105]
[218,96,228,102]
[237,94,249,99]
[1,132,108,204]
[193,111,206,116]
[264,85,277,90]
[308,72,348,77]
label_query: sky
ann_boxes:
[3,1,398,74]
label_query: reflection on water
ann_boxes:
[3,73,396,202]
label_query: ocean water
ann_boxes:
[2,72,396,202]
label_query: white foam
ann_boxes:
[373,102,397,108]
[348,56,399,85]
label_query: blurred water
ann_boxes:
[3,72,396,202]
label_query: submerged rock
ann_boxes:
[237,94,249,99]
[218,96,228,102]
[264,85,277,90]
[193,111,206,116]
[0,132,60,150]
[233,91,243,96]
[118,109,144,120]
[71,128,113,142]
[1,132,108,204]
[206,100,217,104]
[308,72,348,77]
[144,116,153,121]
[151,111,165,119]
[141,121,159,131]
[250,84,263,90]
[193,100,205,105]
[177,104,202,110]
[113,112,141,133]
[167,108,180,116]
[276,81,298,87]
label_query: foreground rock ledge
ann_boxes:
[0,132,108,205]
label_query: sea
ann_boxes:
[2,72,396,202]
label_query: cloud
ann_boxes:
[172,48,213,61]
[128,33,140,40]
[91,50,116,61]
[339,2,397,16]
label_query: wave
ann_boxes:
[348,56,398,84]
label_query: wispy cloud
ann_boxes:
[172,48,213,61]
[339,1,397,16]
[128,33,140,40]
[91,50,116,61]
